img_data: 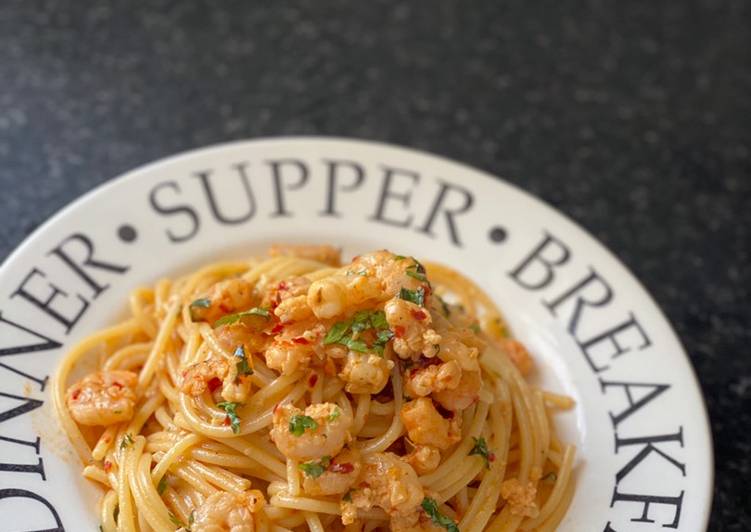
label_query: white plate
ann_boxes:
[0,137,712,531]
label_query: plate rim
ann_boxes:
[0,135,715,529]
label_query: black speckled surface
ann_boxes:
[1,1,749,529]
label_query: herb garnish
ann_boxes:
[298,456,332,478]
[189,298,211,321]
[234,346,253,378]
[421,497,459,532]
[343,489,353,502]
[328,408,341,422]
[324,310,393,355]
[469,322,481,334]
[214,307,270,327]
[157,476,168,495]
[120,433,134,450]
[216,401,242,434]
[405,258,429,283]
[469,436,491,469]
[400,287,425,307]
[289,414,318,436]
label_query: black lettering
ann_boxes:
[610,486,683,528]
[578,313,651,372]
[545,268,613,337]
[319,159,366,217]
[416,180,473,247]
[0,312,62,356]
[268,159,309,217]
[369,165,419,227]
[0,391,43,423]
[615,428,685,482]
[0,488,64,531]
[149,181,200,243]
[11,269,88,333]
[47,233,129,297]
[603,523,617,532]
[600,378,670,428]
[0,434,45,481]
[508,233,571,290]
[0,362,48,391]
[194,164,258,224]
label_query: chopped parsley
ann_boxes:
[324,310,393,355]
[324,321,351,344]
[372,328,395,355]
[343,489,353,502]
[393,255,406,261]
[469,322,481,334]
[405,258,429,283]
[399,287,425,306]
[157,476,168,495]
[214,307,270,327]
[469,437,491,469]
[216,401,242,434]
[298,456,332,478]
[328,408,341,422]
[188,298,211,321]
[120,433,134,450]
[542,472,558,483]
[421,497,459,532]
[234,346,253,378]
[189,511,195,527]
[289,414,318,436]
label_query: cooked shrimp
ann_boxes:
[301,448,361,496]
[385,298,441,360]
[432,369,482,412]
[401,398,461,450]
[307,251,427,320]
[347,452,424,527]
[180,358,229,396]
[403,360,461,398]
[270,403,352,461]
[268,244,342,266]
[191,278,256,324]
[191,490,265,532]
[66,370,138,426]
[404,445,441,475]
[339,352,394,394]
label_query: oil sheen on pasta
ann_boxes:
[52,244,576,532]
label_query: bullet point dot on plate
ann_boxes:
[118,225,137,243]
[488,226,507,243]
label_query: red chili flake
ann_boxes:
[329,463,354,474]
[488,453,496,462]
[112,382,123,389]
[411,310,426,321]
[223,416,231,426]
[293,337,309,345]
[271,323,284,334]
[208,377,222,392]
[71,389,80,400]
[308,373,319,388]
[103,460,112,472]
[278,281,288,291]
[273,403,280,414]
[394,325,405,338]
[219,303,231,312]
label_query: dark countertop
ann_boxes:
[0,1,748,529]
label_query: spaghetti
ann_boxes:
[53,245,575,532]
